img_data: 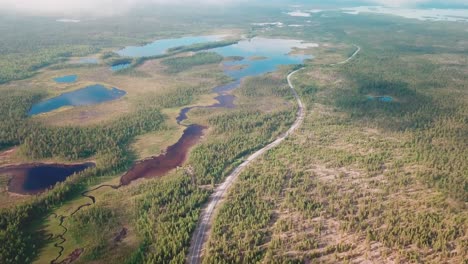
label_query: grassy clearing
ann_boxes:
[132,127,186,159]
[161,52,223,73]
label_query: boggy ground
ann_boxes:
[31,42,303,263]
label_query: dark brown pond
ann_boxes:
[120,124,205,185]
[0,163,94,195]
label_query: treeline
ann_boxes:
[167,40,238,53]
[19,107,165,161]
[0,45,96,84]
[0,86,166,162]
[0,89,44,149]
[161,52,223,73]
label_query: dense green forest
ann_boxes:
[129,174,209,263]
[166,40,238,54]
[162,52,223,73]
[191,109,295,185]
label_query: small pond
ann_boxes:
[29,84,126,116]
[54,75,78,83]
[111,63,132,71]
[1,162,94,195]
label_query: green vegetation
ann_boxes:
[167,40,238,53]
[201,10,467,264]
[191,109,295,185]
[129,174,209,263]
[335,54,467,201]
[124,73,297,263]
[0,89,44,150]
[204,156,288,263]
[162,52,223,73]
[20,107,164,162]
[0,80,202,264]
[0,46,96,84]
[238,75,292,98]
[68,205,118,260]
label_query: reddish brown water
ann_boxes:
[120,124,205,185]
[0,163,94,195]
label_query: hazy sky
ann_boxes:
[0,0,466,16]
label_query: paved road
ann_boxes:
[187,44,361,264]
[187,68,305,264]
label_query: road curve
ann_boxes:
[331,44,361,65]
[187,68,305,264]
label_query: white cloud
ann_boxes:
[286,11,311,17]
[368,0,426,7]
[0,0,244,16]
[342,6,468,22]
[0,0,466,16]
[366,0,467,7]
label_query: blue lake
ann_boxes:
[111,63,132,71]
[210,37,316,80]
[54,75,77,83]
[117,35,225,57]
[29,84,126,116]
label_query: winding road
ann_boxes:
[331,44,361,65]
[187,68,305,264]
[187,44,361,264]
